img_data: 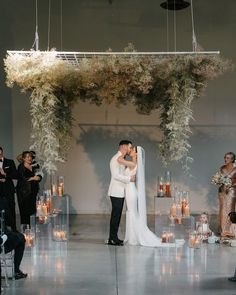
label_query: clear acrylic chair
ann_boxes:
[0,210,15,287]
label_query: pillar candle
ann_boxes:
[170,204,177,217]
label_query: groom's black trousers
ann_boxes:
[109,196,124,241]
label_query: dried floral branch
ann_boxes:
[4,49,232,173]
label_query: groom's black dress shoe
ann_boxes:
[107,239,123,246]
[228,276,236,282]
[15,270,28,280]
[118,239,124,245]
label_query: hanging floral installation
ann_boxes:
[4,45,231,173]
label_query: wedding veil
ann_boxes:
[137,146,147,226]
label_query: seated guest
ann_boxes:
[16,151,42,230]
[0,196,27,280]
[196,212,212,239]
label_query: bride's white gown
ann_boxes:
[124,147,173,247]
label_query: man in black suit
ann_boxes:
[0,197,27,280]
[0,147,18,231]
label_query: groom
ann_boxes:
[107,140,135,246]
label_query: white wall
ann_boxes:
[1,0,236,214]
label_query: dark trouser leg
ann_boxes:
[7,195,17,231]
[18,198,31,226]
[13,240,25,272]
[4,232,26,273]
[109,196,124,241]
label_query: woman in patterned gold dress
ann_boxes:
[218,152,236,236]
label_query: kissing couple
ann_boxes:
[107,140,172,247]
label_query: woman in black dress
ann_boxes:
[16,151,42,228]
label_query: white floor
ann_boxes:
[2,215,236,295]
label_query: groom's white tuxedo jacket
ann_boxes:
[108,151,131,198]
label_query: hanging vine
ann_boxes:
[4,47,231,173]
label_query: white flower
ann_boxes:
[211,171,232,187]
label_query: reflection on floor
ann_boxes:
[2,215,236,295]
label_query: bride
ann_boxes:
[118,146,172,247]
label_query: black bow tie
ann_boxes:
[0,159,2,162]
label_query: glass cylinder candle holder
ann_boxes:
[45,194,52,214]
[169,215,175,227]
[61,225,68,241]
[186,191,189,203]
[177,191,182,204]
[183,204,190,217]
[188,232,196,248]
[175,199,182,224]
[188,231,201,248]
[51,175,58,196]
[173,186,178,203]
[30,215,36,235]
[167,232,175,243]
[53,225,62,241]
[53,225,68,242]
[36,200,43,216]
[46,199,51,214]
[176,200,182,219]
[181,191,187,216]
[24,226,35,247]
[182,191,190,217]
[37,201,48,224]
[165,171,171,197]
[170,199,177,217]
[157,176,164,197]
[51,208,69,242]
[41,203,48,216]
[58,176,64,197]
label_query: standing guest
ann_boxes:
[0,146,18,231]
[17,150,43,177]
[16,151,42,230]
[218,152,236,236]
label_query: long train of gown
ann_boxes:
[124,181,174,247]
